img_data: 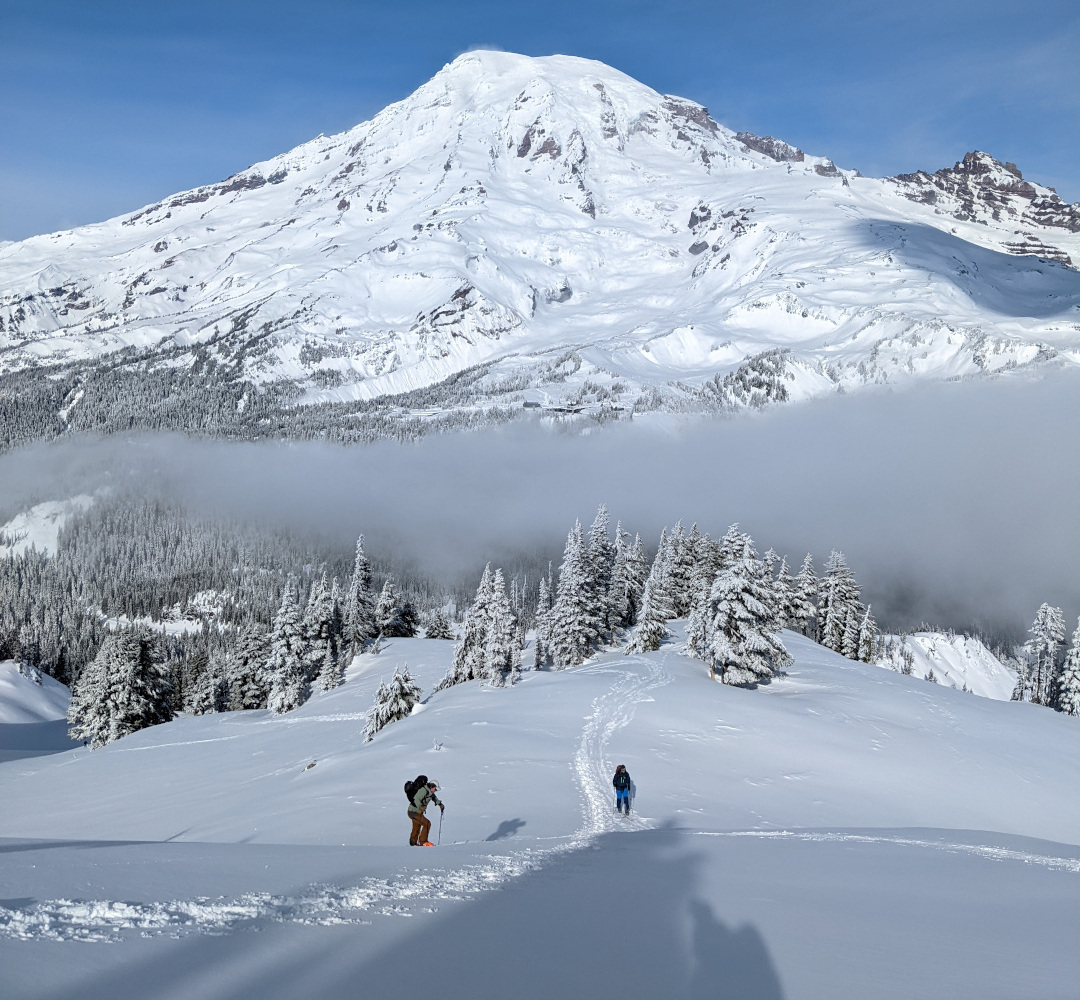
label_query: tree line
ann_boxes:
[2,494,1077,749]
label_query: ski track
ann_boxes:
[5,653,1075,943]
[692,830,1080,875]
[0,655,671,944]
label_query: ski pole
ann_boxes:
[438,809,443,845]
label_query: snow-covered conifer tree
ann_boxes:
[790,553,818,637]
[704,534,791,686]
[667,521,695,617]
[683,564,714,660]
[549,521,601,667]
[314,641,344,692]
[266,582,309,714]
[626,538,676,654]
[188,650,231,714]
[375,578,416,638]
[534,574,551,667]
[423,608,456,640]
[819,551,863,656]
[437,565,494,689]
[304,573,337,683]
[228,623,270,710]
[613,531,648,630]
[363,665,422,741]
[774,557,795,626]
[68,628,173,748]
[1024,603,1066,706]
[485,568,519,685]
[841,605,862,661]
[762,548,779,588]
[1057,617,1080,717]
[344,534,377,651]
[857,605,877,663]
[109,628,173,741]
[67,643,114,748]
[586,505,617,644]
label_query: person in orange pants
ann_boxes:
[408,777,444,846]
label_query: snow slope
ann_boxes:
[0,660,70,724]
[0,496,94,558]
[1,51,1078,424]
[876,630,1018,699]
[1,630,1078,999]
[0,659,77,764]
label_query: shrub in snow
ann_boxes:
[364,665,422,741]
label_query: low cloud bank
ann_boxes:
[1,372,1077,635]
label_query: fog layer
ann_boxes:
[1,373,1077,635]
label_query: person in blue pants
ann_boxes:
[613,764,632,815]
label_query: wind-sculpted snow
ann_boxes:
[0,51,1078,445]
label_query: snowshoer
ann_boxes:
[407,774,444,846]
[613,764,632,815]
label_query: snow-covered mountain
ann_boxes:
[2,50,1079,435]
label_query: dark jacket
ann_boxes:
[613,768,631,791]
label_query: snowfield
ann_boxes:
[2,630,1078,999]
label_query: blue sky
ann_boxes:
[2,0,1077,241]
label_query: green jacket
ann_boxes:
[409,784,442,815]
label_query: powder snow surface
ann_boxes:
[1,631,1078,1000]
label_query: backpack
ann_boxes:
[404,774,428,804]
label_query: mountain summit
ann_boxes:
[1,51,1078,443]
